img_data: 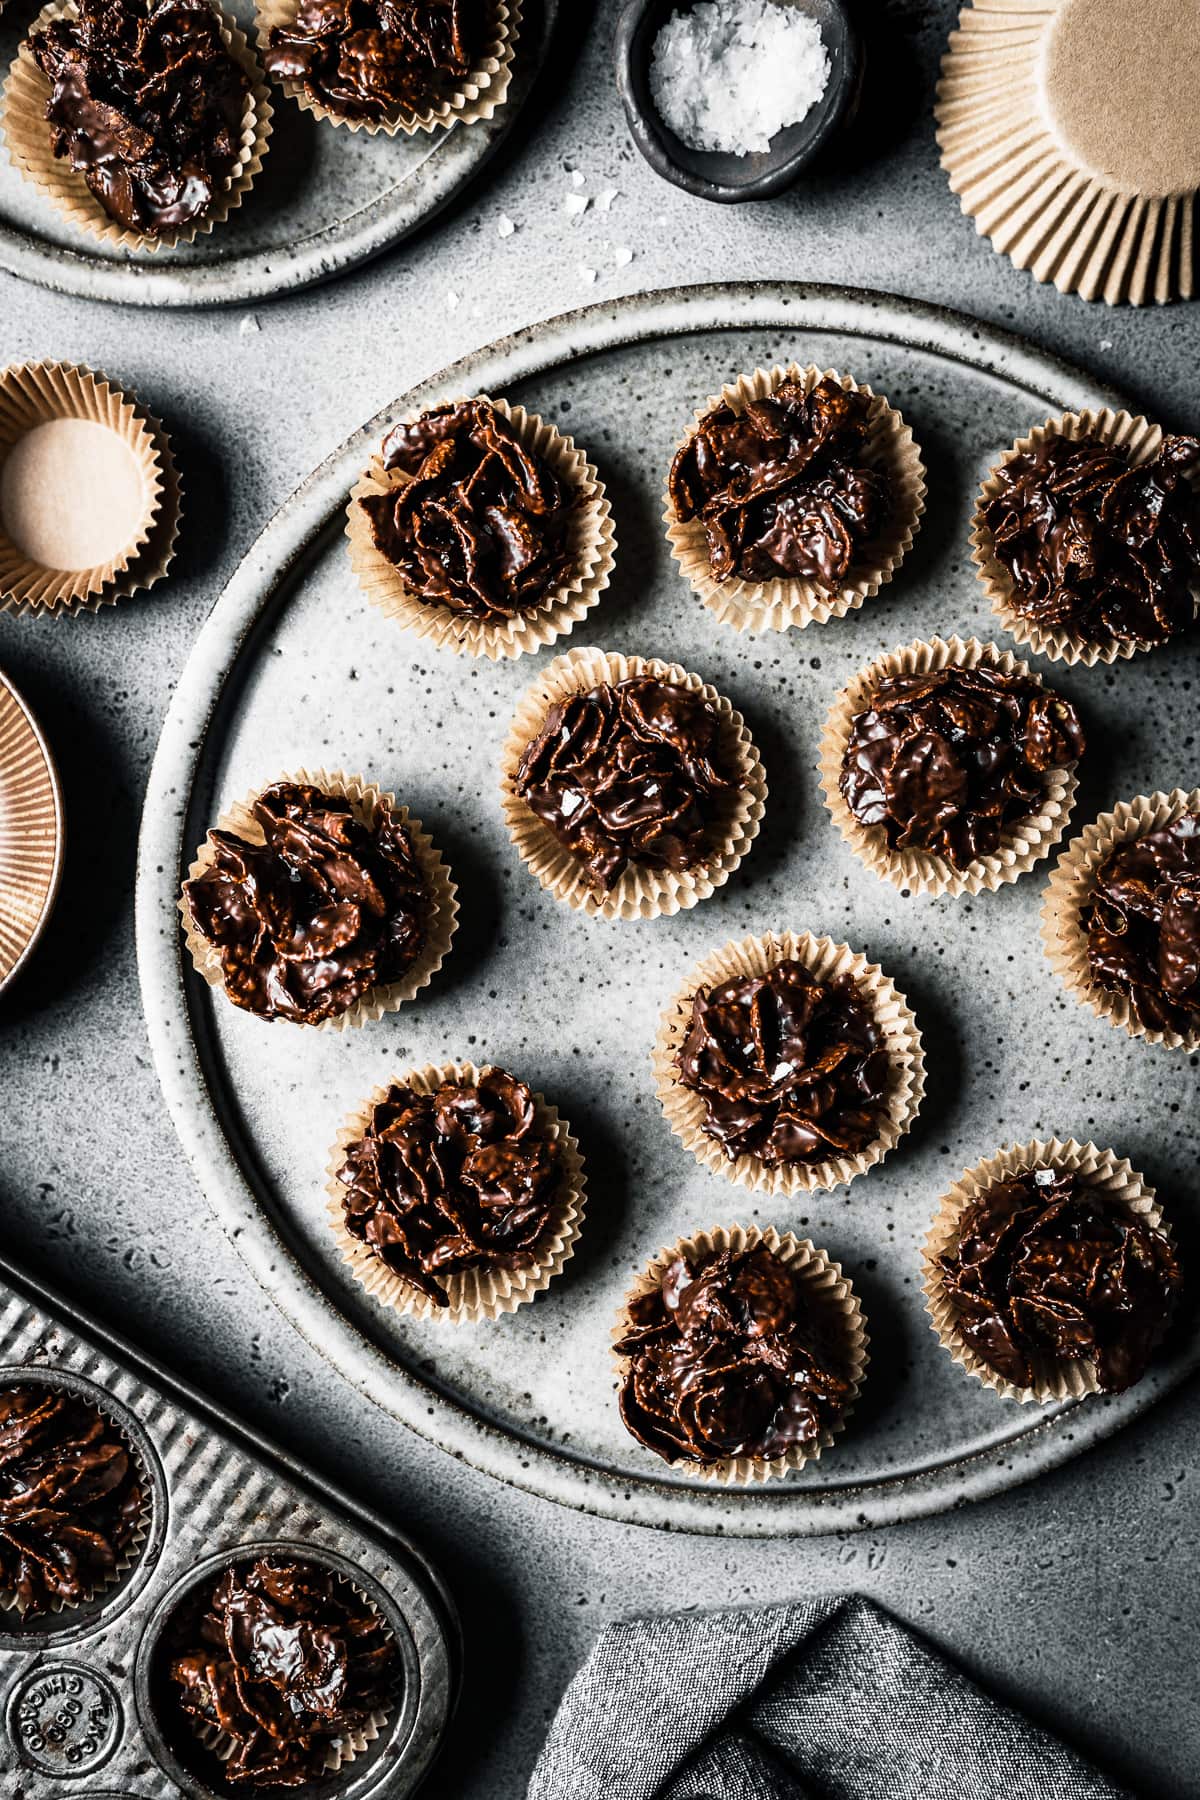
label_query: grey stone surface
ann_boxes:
[0,2,1196,1795]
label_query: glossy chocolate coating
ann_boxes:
[515,675,742,891]
[677,960,889,1165]
[0,1385,144,1617]
[615,1245,854,1467]
[29,0,249,237]
[840,662,1085,868]
[336,1066,560,1307]
[359,398,573,622]
[167,1556,396,1788]
[667,376,892,589]
[938,1169,1181,1394]
[983,433,1200,649]
[183,781,428,1026]
[265,0,480,123]
[1086,815,1200,1036]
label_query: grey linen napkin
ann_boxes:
[528,1595,1132,1800]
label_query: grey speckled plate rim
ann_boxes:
[0,0,556,309]
[135,282,1200,1536]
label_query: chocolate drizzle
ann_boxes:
[336,1067,561,1307]
[28,0,250,237]
[264,0,482,122]
[615,1245,854,1467]
[667,376,892,590]
[1086,814,1200,1036]
[0,1385,144,1617]
[840,662,1085,868]
[937,1169,1181,1393]
[183,781,429,1025]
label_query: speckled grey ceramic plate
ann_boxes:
[136,283,1200,1535]
[0,0,555,307]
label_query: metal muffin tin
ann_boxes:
[0,1253,458,1797]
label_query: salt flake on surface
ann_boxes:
[614,245,634,267]
[650,0,831,156]
[570,169,586,188]
[239,314,260,337]
[564,192,590,221]
[579,266,597,285]
[598,187,619,211]
[497,213,516,237]
[446,290,461,310]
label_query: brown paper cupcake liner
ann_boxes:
[611,1223,868,1486]
[3,1,272,253]
[971,409,1199,666]
[500,647,767,921]
[345,395,616,661]
[0,361,181,616]
[663,363,926,635]
[1041,787,1200,1051]
[818,634,1080,897]
[180,766,458,1032]
[254,0,518,136]
[0,673,63,990]
[653,931,925,1197]
[325,1062,586,1324]
[921,1137,1171,1404]
[936,1,1198,305]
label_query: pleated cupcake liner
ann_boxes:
[346,395,615,661]
[0,673,62,990]
[663,363,926,635]
[818,634,1079,897]
[499,647,768,921]
[180,766,458,1032]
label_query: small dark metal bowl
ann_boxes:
[615,0,862,203]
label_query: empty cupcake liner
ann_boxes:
[936,0,1198,306]
[180,766,458,1032]
[3,1,273,252]
[611,1222,868,1487]
[346,395,616,661]
[325,1062,586,1325]
[0,672,63,992]
[1041,787,1200,1051]
[971,408,1198,665]
[254,0,518,135]
[663,363,927,635]
[0,361,181,616]
[921,1136,1170,1404]
[819,635,1080,897]
[500,647,768,921]
[653,930,925,1197]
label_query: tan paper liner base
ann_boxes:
[180,767,458,1032]
[819,635,1079,898]
[663,364,926,635]
[500,648,767,921]
[1041,787,1200,1051]
[254,0,517,135]
[0,361,181,616]
[0,675,62,988]
[611,1224,869,1486]
[326,1062,586,1324]
[653,931,925,1197]
[3,2,272,253]
[936,1,1197,306]
[971,409,1200,666]
[921,1137,1171,1404]
[346,396,615,661]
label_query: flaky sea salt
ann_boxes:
[650,0,831,156]
[564,191,590,221]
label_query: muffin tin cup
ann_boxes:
[1041,787,1200,1052]
[500,647,768,921]
[610,1223,868,1487]
[970,408,1199,666]
[0,361,181,616]
[345,395,616,661]
[325,1062,586,1324]
[179,766,459,1032]
[921,1137,1171,1405]
[254,0,518,136]
[818,634,1080,898]
[652,930,925,1197]
[3,1,273,254]
[662,363,927,635]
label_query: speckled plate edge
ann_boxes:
[135,282,1200,1537]
[0,0,556,308]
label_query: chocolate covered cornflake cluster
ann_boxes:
[1086,815,1200,1037]
[265,0,482,122]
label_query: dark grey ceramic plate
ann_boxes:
[0,0,555,307]
[136,283,1200,1535]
